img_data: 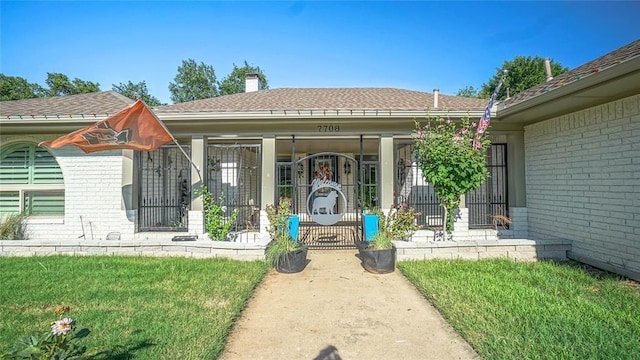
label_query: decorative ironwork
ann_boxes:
[290,152,364,249]
[395,143,443,229]
[207,144,261,232]
[467,143,509,228]
[138,146,191,231]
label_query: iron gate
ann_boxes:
[467,143,509,228]
[292,153,361,249]
[138,146,191,231]
[207,144,261,232]
[395,143,443,229]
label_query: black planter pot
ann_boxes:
[356,242,396,274]
[275,245,308,273]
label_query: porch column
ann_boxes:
[509,131,526,207]
[121,150,135,219]
[261,136,276,207]
[191,136,205,211]
[379,134,394,213]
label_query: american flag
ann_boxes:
[473,70,507,150]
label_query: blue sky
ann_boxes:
[2,1,639,105]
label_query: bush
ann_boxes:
[195,186,238,241]
[0,213,28,240]
[369,205,421,249]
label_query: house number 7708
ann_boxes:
[317,125,340,132]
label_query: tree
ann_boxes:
[168,59,218,103]
[0,74,46,100]
[112,80,165,106]
[455,86,480,98]
[218,61,269,95]
[479,56,568,100]
[45,72,100,96]
[413,116,490,239]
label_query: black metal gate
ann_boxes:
[206,144,261,232]
[467,143,509,228]
[138,146,191,231]
[292,153,361,249]
[395,143,443,229]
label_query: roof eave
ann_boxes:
[156,109,485,121]
[497,56,640,124]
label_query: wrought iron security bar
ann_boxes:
[138,146,191,232]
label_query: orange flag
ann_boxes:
[40,100,173,153]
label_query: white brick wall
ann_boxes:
[37,147,135,241]
[524,94,640,278]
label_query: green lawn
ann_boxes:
[0,256,267,359]
[398,259,640,360]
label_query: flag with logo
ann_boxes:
[40,100,173,153]
[472,71,507,150]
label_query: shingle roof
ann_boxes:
[0,90,134,117]
[154,88,487,113]
[502,39,640,108]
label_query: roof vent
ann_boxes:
[245,73,260,92]
[544,58,554,82]
[433,88,439,108]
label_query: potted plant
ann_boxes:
[358,205,421,274]
[265,198,308,273]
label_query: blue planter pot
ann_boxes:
[288,215,300,242]
[363,214,379,241]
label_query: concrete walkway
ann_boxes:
[220,250,479,360]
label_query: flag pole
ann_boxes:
[146,103,203,183]
[473,69,508,150]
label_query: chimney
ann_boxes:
[544,58,553,82]
[245,73,260,92]
[433,88,439,108]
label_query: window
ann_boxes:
[0,143,65,215]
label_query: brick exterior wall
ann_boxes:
[0,136,136,241]
[39,147,135,240]
[524,94,640,279]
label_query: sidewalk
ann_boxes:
[220,250,479,360]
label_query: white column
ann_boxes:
[261,136,276,207]
[190,136,205,211]
[379,134,394,213]
[188,136,205,237]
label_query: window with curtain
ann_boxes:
[0,143,65,215]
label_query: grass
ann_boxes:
[0,256,267,359]
[398,259,640,360]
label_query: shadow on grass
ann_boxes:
[550,259,626,280]
[99,339,156,360]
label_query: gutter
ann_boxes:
[1,109,484,124]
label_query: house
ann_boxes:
[1,40,638,280]
[497,39,640,281]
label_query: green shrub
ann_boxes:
[0,213,28,240]
[195,186,238,241]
